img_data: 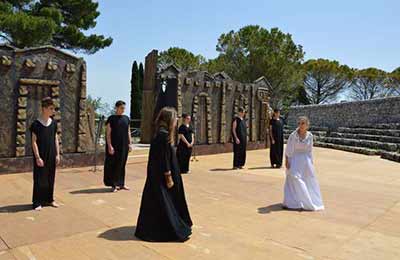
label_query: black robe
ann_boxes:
[176,124,193,174]
[104,115,130,187]
[30,119,57,208]
[270,118,284,167]
[135,128,193,242]
[232,117,247,168]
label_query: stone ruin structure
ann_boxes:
[141,50,272,154]
[0,45,96,173]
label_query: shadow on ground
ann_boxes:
[0,204,32,213]
[98,226,140,241]
[70,188,112,194]
[209,168,235,172]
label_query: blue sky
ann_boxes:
[81,0,400,110]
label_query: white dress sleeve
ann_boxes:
[285,133,295,158]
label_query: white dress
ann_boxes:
[283,130,324,211]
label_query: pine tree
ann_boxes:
[130,61,138,124]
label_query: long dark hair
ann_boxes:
[154,107,177,143]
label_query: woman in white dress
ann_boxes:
[283,116,324,211]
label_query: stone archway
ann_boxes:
[15,79,62,157]
[192,92,212,144]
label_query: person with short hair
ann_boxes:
[283,116,324,211]
[103,100,132,192]
[269,109,284,168]
[30,97,61,210]
[232,107,247,169]
[177,114,194,174]
[135,107,193,242]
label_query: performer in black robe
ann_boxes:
[269,109,284,168]
[177,114,194,174]
[30,97,60,210]
[135,107,192,242]
[232,107,247,169]
[104,100,132,192]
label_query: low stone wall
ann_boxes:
[287,97,400,129]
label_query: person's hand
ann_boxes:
[187,143,193,148]
[36,158,44,167]
[271,139,275,145]
[235,138,240,145]
[285,160,290,170]
[128,145,133,152]
[166,176,174,189]
[56,155,61,165]
[108,145,115,155]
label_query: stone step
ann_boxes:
[330,132,400,144]
[337,127,400,137]
[352,123,400,130]
[318,137,399,152]
[314,142,380,156]
[380,151,400,163]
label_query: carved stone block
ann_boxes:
[16,147,25,157]
[18,97,27,108]
[205,81,211,88]
[19,86,28,96]
[1,56,12,66]
[17,121,26,133]
[16,134,25,145]
[24,59,36,68]
[46,61,58,71]
[66,63,76,73]
[51,86,60,97]
[17,109,26,120]
[185,78,192,85]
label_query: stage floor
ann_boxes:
[1,147,400,259]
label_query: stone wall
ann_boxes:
[0,45,95,160]
[287,97,400,129]
[140,50,272,148]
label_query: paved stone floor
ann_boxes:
[1,147,400,260]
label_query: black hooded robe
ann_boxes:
[135,128,193,242]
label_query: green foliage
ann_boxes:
[87,95,113,118]
[350,68,392,100]
[303,59,353,104]
[0,0,112,53]
[130,61,144,125]
[208,25,305,108]
[158,47,206,70]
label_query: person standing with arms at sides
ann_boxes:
[283,116,324,211]
[177,114,194,174]
[104,100,132,192]
[135,107,193,242]
[232,107,247,169]
[30,97,60,211]
[269,109,284,168]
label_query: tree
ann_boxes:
[388,67,400,96]
[158,47,206,70]
[350,68,391,100]
[209,25,305,108]
[0,0,112,53]
[87,95,112,119]
[303,59,353,104]
[130,61,138,121]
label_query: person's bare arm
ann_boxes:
[106,124,114,155]
[179,134,191,147]
[232,120,240,144]
[55,133,60,165]
[128,125,132,152]
[32,133,44,167]
[191,133,195,146]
